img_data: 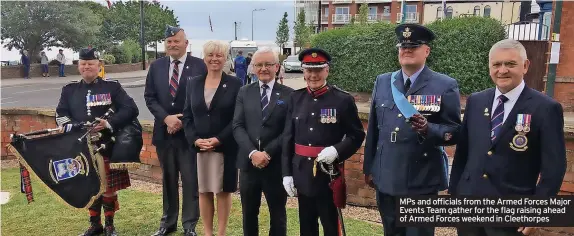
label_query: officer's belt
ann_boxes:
[294,144,325,158]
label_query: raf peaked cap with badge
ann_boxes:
[395,23,436,48]
[165,24,183,38]
[298,48,332,68]
[79,48,99,60]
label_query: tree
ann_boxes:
[357,3,369,25]
[1,1,101,62]
[294,9,311,53]
[104,1,178,48]
[276,12,289,54]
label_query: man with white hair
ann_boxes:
[233,47,293,236]
[449,39,566,236]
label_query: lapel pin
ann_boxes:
[223,84,227,88]
[276,92,280,95]
[484,108,490,116]
[185,66,189,69]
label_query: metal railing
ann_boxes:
[332,14,351,23]
[505,22,550,41]
[354,13,392,22]
[396,12,419,23]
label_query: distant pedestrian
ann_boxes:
[40,51,49,77]
[57,49,66,77]
[21,50,30,79]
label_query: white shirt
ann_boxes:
[169,53,188,85]
[248,79,276,159]
[258,78,275,101]
[491,80,525,123]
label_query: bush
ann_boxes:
[101,54,116,64]
[311,17,507,95]
[48,59,60,66]
[110,45,131,64]
[425,17,506,94]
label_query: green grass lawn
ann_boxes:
[1,168,382,236]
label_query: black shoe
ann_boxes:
[151,227,176,236]
[104,225,117,236]
[79,224,104,236]
[183,229,197,236]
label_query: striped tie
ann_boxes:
[170,60,181,97]
[261,84,269,120]
[490,95,509,141]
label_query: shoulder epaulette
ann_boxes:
[332,85,350,94]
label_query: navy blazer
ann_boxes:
[363,66,462,196]
[144,54,207,146]
[183,72,241,192]
[449,86,566,196]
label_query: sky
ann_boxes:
[1,0,296,62]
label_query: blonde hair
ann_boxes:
[203,40,229,58]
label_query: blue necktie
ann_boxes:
[491,95,509,141]
[261,84,269,120]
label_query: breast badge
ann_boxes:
[510,114,531,152]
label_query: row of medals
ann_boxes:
[321,115,337,123]
[408,95,441,112]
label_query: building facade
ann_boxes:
[422,1,521,24]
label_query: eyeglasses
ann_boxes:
[253,63,276,69]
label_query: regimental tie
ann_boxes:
[490,95,509,141]
[261,84,269,120]
[405,77,412,94]
[170,60,181,97]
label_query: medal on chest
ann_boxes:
[510,114,531,152]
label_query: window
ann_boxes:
[335,7,349,15]
[369,7,377,15]
[474,6,480,16]
[446,6,453,19]
[484,5,491,17]
[437,6,443,19]
[324,7,329,16]
[383,6,390,16]
[405,5,417,13]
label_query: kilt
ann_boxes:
[103,157,131,192]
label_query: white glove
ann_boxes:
[283,176,297,197]
[317,146,338,164]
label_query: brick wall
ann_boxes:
[550,1,574,112]
[2,108,573,234]
[0,60,155,79]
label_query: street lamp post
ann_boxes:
[252,8,266,40]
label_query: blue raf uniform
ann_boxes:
[363,24,462,236]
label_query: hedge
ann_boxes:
[311,17,507,95]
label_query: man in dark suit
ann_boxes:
[363,23,462,236]
[144,25,207,236]
[449,39,566,236]
[232,47,294,236]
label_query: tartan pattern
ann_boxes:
[103,157,131,192]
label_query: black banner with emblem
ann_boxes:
[7,129,107,209]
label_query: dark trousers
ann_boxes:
[298,184,339,236]
[23,64,30,78]
[376,191,435,236]
[156,139,199,230]
[457,227,523,236]
[240,168,287,236]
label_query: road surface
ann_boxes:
[1,72,303,121]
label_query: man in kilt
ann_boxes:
[55,48,139,236]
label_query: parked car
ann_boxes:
[282,55,302,72]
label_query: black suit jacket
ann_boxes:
[183,72,241,192]
[232,81,294,171]
[144,54,207,146]
[449,86,566,196]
